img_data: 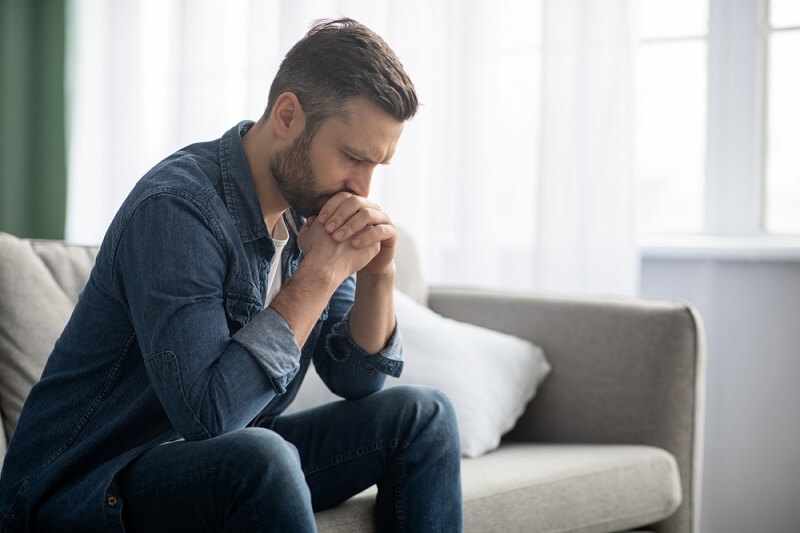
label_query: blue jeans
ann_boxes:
[117,385,462,532]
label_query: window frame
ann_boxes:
[640,0,800,259]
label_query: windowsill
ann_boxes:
[640,235,800,261]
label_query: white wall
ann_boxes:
[641,257,800,533]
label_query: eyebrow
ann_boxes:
[345,145,392,165]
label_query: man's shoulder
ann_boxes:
[145,139,223,196]
[103,139,230,246]
[118,139,226,220]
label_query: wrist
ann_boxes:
[292,260,342,293]
[359,260,397,281]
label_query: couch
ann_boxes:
[0,231,705,532]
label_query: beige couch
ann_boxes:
[0,231,704,532]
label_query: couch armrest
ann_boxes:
[428,287,705,533]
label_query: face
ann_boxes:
[270,96,404,217]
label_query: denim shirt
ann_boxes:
[0,121,403,532]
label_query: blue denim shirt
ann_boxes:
[0,122,403,532]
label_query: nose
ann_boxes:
[347,166,374,198]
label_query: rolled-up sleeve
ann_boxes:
[231,306,301,393]
[312,275,404,400]
[325,316,403,377]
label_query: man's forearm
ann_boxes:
[268,262,340,348]
[349,265,397,354]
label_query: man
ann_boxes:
[0,18,461,532]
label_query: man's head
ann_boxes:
[264,18,418,137]
[247,19,414,223]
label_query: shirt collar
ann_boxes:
[219,121,307,244]
[218,121,267,243]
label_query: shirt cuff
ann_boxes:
[231,307,301,394]
[325,315,404,377]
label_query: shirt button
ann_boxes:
[107,495,119,507]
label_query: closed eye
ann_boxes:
[344,152,362,164]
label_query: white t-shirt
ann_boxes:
[265,216,289,307]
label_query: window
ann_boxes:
[636,0,800,240]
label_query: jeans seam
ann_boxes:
[123,464,249,500]
[395,453,406,531]
[302,438,408,476]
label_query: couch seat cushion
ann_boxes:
[314,443,681,533]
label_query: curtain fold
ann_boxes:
[533,0,639,295]
[0,0,67,239]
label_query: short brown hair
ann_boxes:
[265,18,418,133]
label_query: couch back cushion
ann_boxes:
[393,229,428,305]
[0,233,99,444]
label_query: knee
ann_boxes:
[208,429,313,526]
[388,385,460,450]
[220,428,304,485]
[389,384,457,419]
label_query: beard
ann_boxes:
[270,129,330,218]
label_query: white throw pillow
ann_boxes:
[288,289,551,458]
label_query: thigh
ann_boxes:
[117,428,313,533]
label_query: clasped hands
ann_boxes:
[297,192,396,281]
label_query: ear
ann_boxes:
[271,92,306,140]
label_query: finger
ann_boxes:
[351,223,397,248]
[324,194,368,231]
[332,206,391,242]
[316,192,355,225]
[323,196,382,238]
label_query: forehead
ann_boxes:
[314,97,405,163]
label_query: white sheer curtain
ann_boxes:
[535,1,639,295]
[67,0,640,296]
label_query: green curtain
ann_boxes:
[0,0,67,240]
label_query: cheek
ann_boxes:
[311,153,349,188]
